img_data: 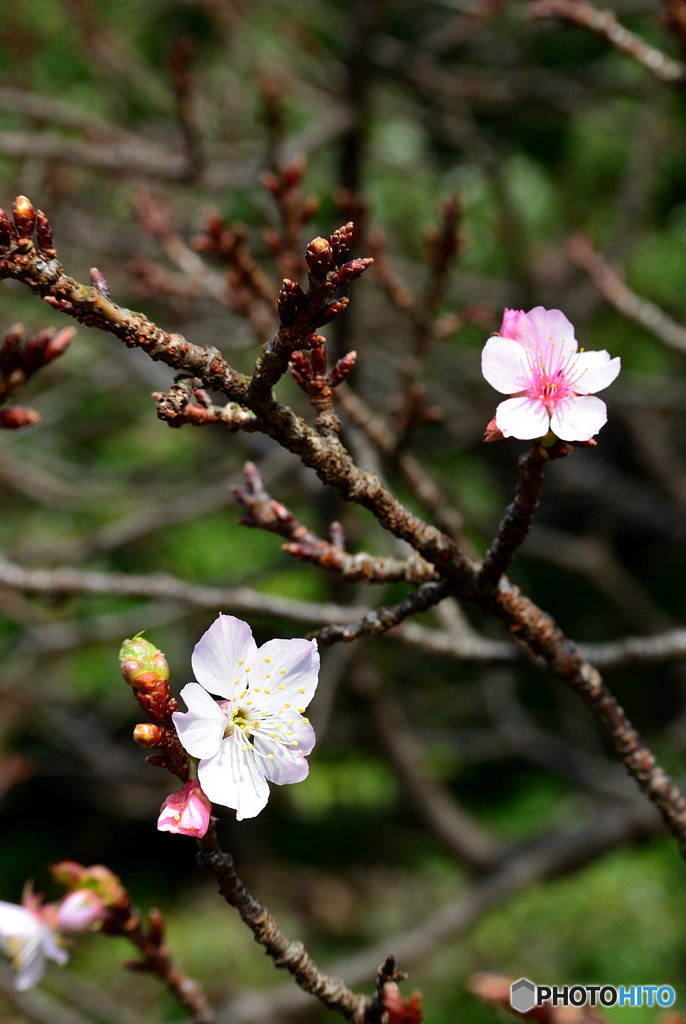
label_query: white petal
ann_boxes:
[252,638,319,712]
[198,736,270,820]
[14,950,45,991]
[0,903,37,941]
[573,352,621,394]
[191,614,257,698]
[481,337,531,394]
[550,395,608,441]
[255,713,316,758]
[256,735,311,785]
[173,683,226,759]
[495,396,550,439]
[40,929,68,967]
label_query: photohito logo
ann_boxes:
[510,978,675,1013]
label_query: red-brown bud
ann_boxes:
[148,907,165,944]
[23,327,54,372]
[310,343,327,375]
[0,208,16,248]
[277,279,305,325]
[1,324,24,371]
[329,222,354,260]
[42,327,75,366]
[133,723,166,747]
[90,267,111,299]
[0,407,40,430]
[313,297,349,328]
[35,210,55,257]
[13,196,36,244]
[306,236,333,278]
[282,155,306,187]
[329,350,357,387]
[289,350,313,387]
[299,333,326,351]
[334,257,374,285]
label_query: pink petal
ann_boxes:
[173,682,226,759]
[191,614,257,698]
[524,307,577,353]
[573,351,621,394]
[499,308,527,341]
[481,337,531,394]
[495,396,550,439]
[550,395,607,441]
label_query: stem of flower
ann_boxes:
[476,442,547,592]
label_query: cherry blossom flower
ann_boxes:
[172,614,319,821]
[157,779,212,838]
[0,900,67,990]
[481,306,620,442]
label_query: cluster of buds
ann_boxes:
[0,322,74,429]
[51,862,127,922]
[0,195,55,258]
[119,636,187,771]
[262,157,319,277]
[52,862,171,971]
[290,343,357,409]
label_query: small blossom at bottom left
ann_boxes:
[0,901,68,990]
[157,779,212,838]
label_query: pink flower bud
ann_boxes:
[157,780,212,838]
[498,308,527,341]
[57,890,105,934]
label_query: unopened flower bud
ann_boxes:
[57,890,105,934]
[157,780,212,838]
[13,196,36,244]
[0,208,16,248]
[0,407,40,430]
[90,267,111,299]
[133,723,166,747]
[35,209,55,257]
[119,636,170,688]
[51,861,88,888]
[306,237,333,280]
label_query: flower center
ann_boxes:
[521,340,584,411]
[220,700,255,740]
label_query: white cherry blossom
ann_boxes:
[0,901,67,990]
[173,614,319,820]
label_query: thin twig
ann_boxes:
[196,826,370,1023]
[531,0,686,83]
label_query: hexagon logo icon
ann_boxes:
[511,978,536,1014]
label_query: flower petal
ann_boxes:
[191,614,257,698]
[198,736,270,820]
[525,306,577,354]
[173,682,226,759]
[573,351,621,394]
[495,396,550,439]
[550,394,608,441]
[252,638,319,711]
[481,336,532,394]
[258,739,310,785]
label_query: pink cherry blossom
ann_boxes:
[481,306,620,441]
[172,614,319,821]
[0,901,68,990]
[499,308,527,341]
[56,890,106,933]
[157,779,212,838]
